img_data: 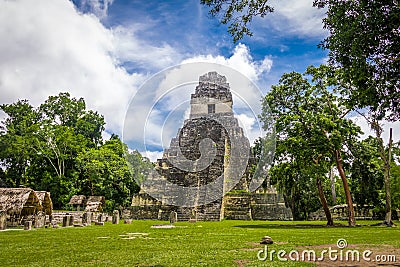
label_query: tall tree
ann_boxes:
[269,160,324,221]
[262,65,361,226]
[314,0,400,120]
[349,137,384,209]
[77,136,141,211]
[314,0,399,226]
[0,93,106,208]
[391,143,400,213]
[0,100,40,187]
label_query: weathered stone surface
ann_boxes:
[131,72,293,222]
[169,211,178,224]
[223,193,252,220]
[124,219,132,224]
[82,212,91,225]
[68,214,74,226]
[260,236,273,245]
[24,220,32,230]
[62,216,69,227]
[94,221,104,226]
[34,212,45,228]
[112,210,120,224]
[0,211,6,230]
[151,224,175,229]
[251,192,293,220]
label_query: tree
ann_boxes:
[39,92,104,147]
[0,93,106,208]
[391,142,400,212]
[0,100,40,187]
[349,137,384,209]
[77,136,141,211]
[314,0,400,121]
[200,0,274,42]
[314,0,399,225]
[262,65,361,226]
[269,160,323,220]
[126,149,153,188]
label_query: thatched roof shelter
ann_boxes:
[0,188,41,216]
[68,195,87,211]
[68,195,86,205]
[35,191,53,216]
[85,196,105,212]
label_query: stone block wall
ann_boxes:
[251,193,293,220]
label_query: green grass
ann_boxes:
[1,220,399,266]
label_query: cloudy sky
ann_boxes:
[0,0,398,161]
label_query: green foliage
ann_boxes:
[392,143,400,209]
[349,137,384,208]
[200,0,274,42]
[269,161,321,220]
[314,0,400,120]
[0,100,40,187]
[76,136,140,211]
[261,65,361,223]
[126,149,153,187]
[0,93,145,210]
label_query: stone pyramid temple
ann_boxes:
[131,72,292,221]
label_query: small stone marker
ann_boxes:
[169,211,178,224]
[82,212,91,225]
[62,216,69,227]
[260,236,273,245]
[24,220,32,230]
[124,219,132,224]
[34,213,45,228]
[112,210,119,224]
[0,211,6,230]
[68,215,74,226]
[95,221,104,226]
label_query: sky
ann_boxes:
[0,0,398,161]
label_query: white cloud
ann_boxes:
[350,116,400,144]
[79,0,114,19]
[0,1,272,162]
[0,0,182,136]
[257,0,327,38]
[113,26,183,70]
[141,150,164,162]
[182,44,272,82]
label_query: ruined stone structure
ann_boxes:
[131,72,292,221]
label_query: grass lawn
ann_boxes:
[1,220,399,266]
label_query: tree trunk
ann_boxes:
[316,176,333,226]
[330,167,336,205]
[334,149,356,226]
[383,128,393,226]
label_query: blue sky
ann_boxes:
[75,0,328,79]
[0,0,397,161]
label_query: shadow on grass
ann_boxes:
[233,223,348,229]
